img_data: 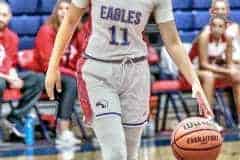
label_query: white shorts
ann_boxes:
[77,57,150,127]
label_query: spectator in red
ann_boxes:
[0,1,43,137]
[34,0,90,146]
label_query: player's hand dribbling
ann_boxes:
[192,82,214,119]
[45,67,62,100]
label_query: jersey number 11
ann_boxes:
[109,26,130,46]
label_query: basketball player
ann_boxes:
[209,0,240,62]
[45,0,213,159]
[205,0,240,125]
[193,15,240,114]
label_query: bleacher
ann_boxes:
[174,0,240,42]
[7,0,240,124]
[6,0,240,49]
[146,0,240,131]
[148,0,240,44]
[0,0,239,147]
[7,0,55,49]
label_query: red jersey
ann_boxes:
[34,21,91,75]
[0,27,19,74]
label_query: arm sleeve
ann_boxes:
[0,56,13,74]
[6,35,19,67]
[154,0,174,24]
[72,0,89,8]
[35,26,56,72]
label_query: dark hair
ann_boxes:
[210,14,228,27]
[45,0,71,30]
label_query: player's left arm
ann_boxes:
[48,3,86,71]
[157,21,198,85]
[157,21,213,118]
[154,0,213,118]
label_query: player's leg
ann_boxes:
[229,64,240,126]
[124,127,144,160]
[121,60,150,160]
[198,70,215,106]
[11,71,44,117]
[92,116,127,160]
[0,77,7,102]
[55,74,80,145]
[77,59,127,160]
[232,84,240,126]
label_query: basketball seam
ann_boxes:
[175,128,221,142]
[175,143,223,151]
[171,143,184,160]
[174,129,223,151]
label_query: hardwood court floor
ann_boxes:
[2,141,240,160]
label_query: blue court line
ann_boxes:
[0,131,240,158]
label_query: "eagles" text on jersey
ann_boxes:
[100,5,142,25]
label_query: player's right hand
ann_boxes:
[45,67,62,100]
[192,82,214,119]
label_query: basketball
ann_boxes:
[171,117,223,160]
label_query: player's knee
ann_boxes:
[0,79,7,92]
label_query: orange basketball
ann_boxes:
[171,117,223,160]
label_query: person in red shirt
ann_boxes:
[34,0,90,146]
[0,1,44,137]
[189,0,240,127]
[189,15,240,129]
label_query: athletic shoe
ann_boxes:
[11,122,25,138]
[56,130,81,146]
[6,113,26,138]
[4,119,25,138]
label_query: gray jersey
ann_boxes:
[72,0,174,60]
